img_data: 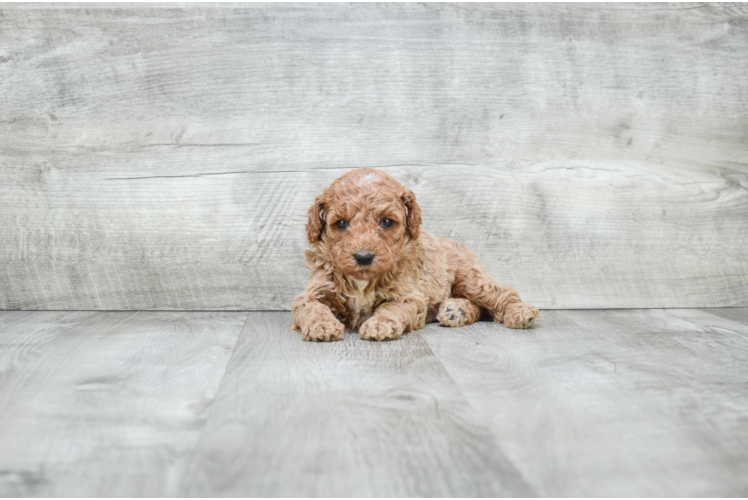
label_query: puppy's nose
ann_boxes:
[354,251,375,266]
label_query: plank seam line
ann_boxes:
[176,310,251,494]
[5,307,748,312]
[102,162,485,181]
[415,328,539,496]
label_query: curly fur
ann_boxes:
[292,168,540,341]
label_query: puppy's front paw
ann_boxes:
[503,303,540,329]
[360,316,404,341]
[302,317,345,342]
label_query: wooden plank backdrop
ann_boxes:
[1,3,747,310]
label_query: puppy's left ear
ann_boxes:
[306,189,328,245]
[402,190,422,240]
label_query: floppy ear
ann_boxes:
[305,190,327,244]
[402,190,422,240]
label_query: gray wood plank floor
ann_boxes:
[0,311,247,497]
[1,309,747,497]
[182,312,532,497]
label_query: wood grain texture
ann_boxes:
[1,4,747,310]
[1,309,748,496]
[1,161,746,310]
[423,309,748,496]
[0,311,247,497]
[0,310,96,408]
[694,306,748,326]
[182,311,534,497]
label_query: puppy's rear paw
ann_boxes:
[360,316,404,341]
[437,302,468,327]
[302,318,345,342]
[503,303,540,329]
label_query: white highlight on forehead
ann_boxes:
[355,171,380,187]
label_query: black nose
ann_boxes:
[354,251,375,266]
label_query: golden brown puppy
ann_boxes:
[293,168,539,341]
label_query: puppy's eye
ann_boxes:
[381,218,393,228]
[335,220,348,229]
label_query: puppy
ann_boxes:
[293,168,539,341]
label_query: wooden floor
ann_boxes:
[0,309,747,497]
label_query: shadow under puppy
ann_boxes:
[293,168,539,341]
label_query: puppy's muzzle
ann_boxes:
[354,251,375,266]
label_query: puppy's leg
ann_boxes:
[437,298,482,327]
[454,267,539,329]
[292,297,345,342]
[360,300,425,341]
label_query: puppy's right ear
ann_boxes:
[305,189,327,244]
[402,190,422,240]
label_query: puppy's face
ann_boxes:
[306,169,421,281]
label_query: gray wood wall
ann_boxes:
[1,3,747,310]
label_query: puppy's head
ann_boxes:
[306,168,421,280]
